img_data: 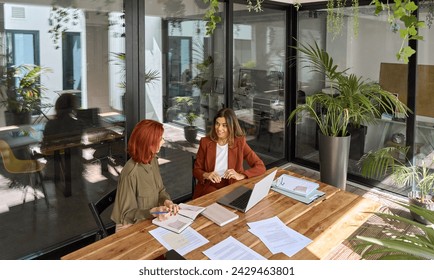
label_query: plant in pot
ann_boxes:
[173,96,200,143]
[359,146,434,225]
[287,41,409,189]
[184,111,200,144]
[0,64,52,125]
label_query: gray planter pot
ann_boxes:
[184,126,198,144]
[4,111,32,126]
[408,191,434,225]
[318,133,351,190]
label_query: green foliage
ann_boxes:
[202,0,263,35]
[0,64,52,113]
[111,52,159,91]
[355,201,434,259]
[371,0,426,63]
[359,146,434,202]
[185,111,199,126]
[173,96,200,126]
[48,5,80,50]
[327,0,360,38]
[288,40,409,137]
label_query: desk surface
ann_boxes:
[62,168,380,260]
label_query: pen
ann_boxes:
[150,211,170,215]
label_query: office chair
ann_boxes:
[88,188,117,241]
[0,140,49,207]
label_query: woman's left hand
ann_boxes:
[223,169,246,180]
[164,200,180,215]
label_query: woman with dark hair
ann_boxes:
[193,108,266,198]
[111,120,179,232]
[41,93,84,179]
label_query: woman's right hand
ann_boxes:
[150,205,171,221]
[204,171,221,183]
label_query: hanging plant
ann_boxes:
[202,0,264,35]
[326,0,360,38]
[371,0,425,63]
[163,0,186,34]
[48,5,80,49]
[422,0,434,28]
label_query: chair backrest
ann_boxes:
[0,140,19,172]
[88,188,117,241]
[0,139,43,174]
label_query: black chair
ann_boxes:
[88,188,117,241]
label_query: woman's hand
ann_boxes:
[223,169,246,180]
[204,171,222,183]
[164,200,180,215]
[150,205,171,221]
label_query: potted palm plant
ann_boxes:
[359,146,434,225]
[0,64,52,125]
[288,41,409,189]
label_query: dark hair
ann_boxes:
[209,108,245,147]
[128,119,164,164]
[55,93,77,117]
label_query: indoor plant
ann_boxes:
[288,40,409,189]
[0,64,52,125]
[359,146,434,224]
[201,0,264,35]
[356,200,434,259]
[173,96,200,143]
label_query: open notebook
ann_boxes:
[152,203,205,234]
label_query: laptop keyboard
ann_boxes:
[229,189,252,209]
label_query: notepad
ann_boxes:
[201,203,239,226]
[273,174,319,198]
[152,203,206,234]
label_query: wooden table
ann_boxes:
[62,167,380,260]
[41,126,123,197]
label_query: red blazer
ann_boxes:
[193,136,266,198]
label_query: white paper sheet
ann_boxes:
[202,236,266,260]
[247,216,312,257]
[149,226,209,256]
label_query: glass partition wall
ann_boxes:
[296,3,434,196]
[0,1,125,259]
[232,3,286,165]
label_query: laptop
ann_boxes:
[217,170,277,213]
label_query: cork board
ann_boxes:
[379,63,434,117]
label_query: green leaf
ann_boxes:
[404,1,418,12]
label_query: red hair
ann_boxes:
[128,119,164,164]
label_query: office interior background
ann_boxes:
[0,0,433,259]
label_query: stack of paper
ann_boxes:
[272,174,325,204]
[247,216,312,257]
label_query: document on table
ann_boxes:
[247,216,312,257]
[149,226,209,256]
[203,236,266,260]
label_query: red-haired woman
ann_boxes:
[111,120,179,232]
[193,108,266,198]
